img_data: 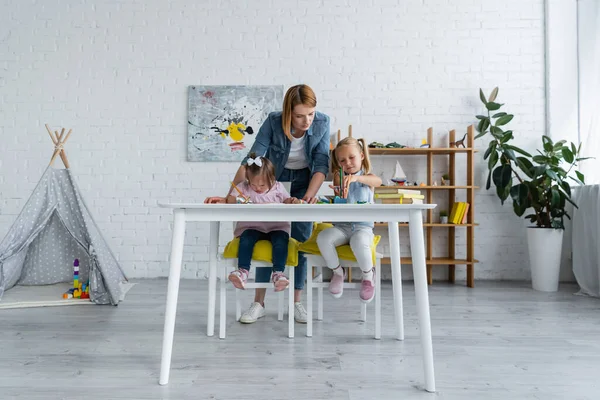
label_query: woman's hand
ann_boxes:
[204,196,227,204]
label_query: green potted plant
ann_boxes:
[439,210,448,224]
[475,87,589,292]
[441,174,450,186]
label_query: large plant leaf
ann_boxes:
[502,148,517,162]
[486,102,503,111]
[516,156,534,178]
[576,171,585,185]
[479,88,487,104]
[496,114,514,126]
[496,183,511,203]
[500,131,513,143]
[507,145,532,157]
[493,164,512,188]
[559,180,571,197]
[545,169,560,181]
[532,155,547,164]
[476,118,490,134]
[488,150,499,170]
[553,140,566,151]
[483,141,497,160]
[561,148,574,163]
[510,183,529,206]
[489,87,499,102]
[486,170,492,190]
[492,112,507,118]
[512,201,527,217]
[542,136,553,152]
[490,125,503,139]
[476,115,487,120]
[550,187,560,208]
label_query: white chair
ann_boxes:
[305,249,384,339]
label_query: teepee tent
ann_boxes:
[0,125,128,305]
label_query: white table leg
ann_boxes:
[388,221,404,341]
[307,266,313,337]
[207,221,220,337]
[219,260,227,339]
[159,209,186,385]
[408,211,436,393]
[375,258,381,340]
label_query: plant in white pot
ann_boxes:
[475,87,589,292]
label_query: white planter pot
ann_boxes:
[527,227,564,292]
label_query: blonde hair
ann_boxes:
[244,152,276,190]
[281,84,317,141]
[331,137,372,174]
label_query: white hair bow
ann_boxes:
[247,156,263,167]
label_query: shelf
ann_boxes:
[374,223,478,227]
[381,257,479,265]
[377,185,478,190]
[369,148,478,155]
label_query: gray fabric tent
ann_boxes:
[0,167,128,305]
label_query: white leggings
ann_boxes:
[316,224,374,272]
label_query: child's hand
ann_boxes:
[205,196,226,204]
[342,175,359,197]
[283,197,296,204]
[328,184,340,197]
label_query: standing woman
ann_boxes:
[205,84,331,324]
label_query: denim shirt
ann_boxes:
[241,111,331,180]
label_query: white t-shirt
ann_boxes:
[284,132,309,170]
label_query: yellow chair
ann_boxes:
[220,230,299,339]
[300,223,383,339]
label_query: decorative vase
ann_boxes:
[440,216,448,224]
[527,227,564,292]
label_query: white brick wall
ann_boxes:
[0,0,553,282]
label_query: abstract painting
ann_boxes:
[187,85,283,162]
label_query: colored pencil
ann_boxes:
[230,181,248,202]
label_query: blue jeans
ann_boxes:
[255,167,313,290]
[238,229,289,273]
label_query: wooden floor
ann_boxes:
[1,279,599,400]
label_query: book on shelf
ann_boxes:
[449,202,460,224]
[374,193,425,200]
[374,187,422,195]
[461,202,470,224]
[375,197,424,204]
[448,202,470,224]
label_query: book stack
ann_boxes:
[448,202,470,224]
[374,187,425,204]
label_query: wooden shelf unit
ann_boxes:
[373,126,478,287]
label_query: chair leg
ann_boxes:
[288,266,294,339]
[317,266,324,321]
[278,290,284,321]
[219,266,227,339]
[235,286,241,322]
[306,266,313,337]
[375,259,381,340]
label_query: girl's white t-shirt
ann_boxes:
[284,132,309,170]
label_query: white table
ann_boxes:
[158,203,437,392]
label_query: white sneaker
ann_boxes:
[239,302,265,324]
[294,302,307,324]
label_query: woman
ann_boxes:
[205,84,330,324]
